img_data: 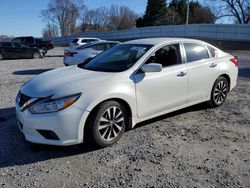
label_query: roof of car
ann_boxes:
[124,38,204,45]
[77,40,120,48]
[75,37,100,40]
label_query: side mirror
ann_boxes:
[141,63,162,73]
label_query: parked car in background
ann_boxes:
[0,42,42,60]
[69,37,101,48]
[11,36,54,55]
[64,41,120,66]
[16,38,238,147]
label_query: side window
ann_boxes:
[12,38,21,43]
[207,45,216,57]
[88,39,96,42]
[145,44,181,67]
[91,44,106,51]
[14,43,22,48]
[25,37,34,43]
[184,43,209,62]
[81,39,88,43]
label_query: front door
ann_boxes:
[133,43,188,118]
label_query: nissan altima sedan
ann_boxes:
[16,38,238,147]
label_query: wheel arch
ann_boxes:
[219,74,231,92]
[83,97,133,142]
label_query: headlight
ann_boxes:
[28,93,81,114]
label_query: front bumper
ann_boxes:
[16,102,89,146]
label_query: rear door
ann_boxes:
[134,43,188,118]
[14,43,33,58]
[183,43,220,103]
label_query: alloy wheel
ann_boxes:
[213,80,228,105]
[98,106,124,142]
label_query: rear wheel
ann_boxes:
[0,53,3,60]
[86,101,127,147]
[208,76,229,107]
[33,52,41,59]
[40,47,47,55]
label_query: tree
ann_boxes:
[42,24,59,38]
[80,6,110,31]
[41,0,82,36]
[79,5,138,31]
[136,0,169,27]
[207,0,250,24]
[108,5,138,30]
[168,0,215,24]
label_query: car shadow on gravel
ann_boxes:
[12,69,52,75]
[238,68,250,79]
[0,103,209,168]
[0,107,99,169]
[45,55,64,58]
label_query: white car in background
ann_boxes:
[64,41,120,66]
[16,38,238,147]
[69,37,101,48]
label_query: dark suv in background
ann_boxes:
[11,36,54,55]
[0,42,42,60]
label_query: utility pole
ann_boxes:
[186,0,190,24]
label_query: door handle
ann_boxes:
[177,71,187,77]
[210,63,217,68]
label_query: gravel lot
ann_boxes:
[0,48,249,188]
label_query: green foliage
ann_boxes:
[136,0,169,27]
[169,0,215,24]
[137,0,215,27]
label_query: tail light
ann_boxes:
[65,51,77,57]
[229,57,238,66]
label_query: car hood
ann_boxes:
[21,66,113,98]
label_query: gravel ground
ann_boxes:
[0,48,249,188]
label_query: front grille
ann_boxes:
[19,92,32,107]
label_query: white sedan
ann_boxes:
[16,38,238,147]
[64,41,120,66]
[69,37,101,48]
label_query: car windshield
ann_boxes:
[79,44,152,72]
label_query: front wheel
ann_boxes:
[208,76,229,107]
[0,53,3,60]
[86,101,127,147]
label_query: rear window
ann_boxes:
[184,43,209,62]
[72,39,78,43]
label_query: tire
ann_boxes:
[208,76,229,107]
[0,53,3,60]
[86,101,127,147]
[33,52,41,59]
[40,47,47,55]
